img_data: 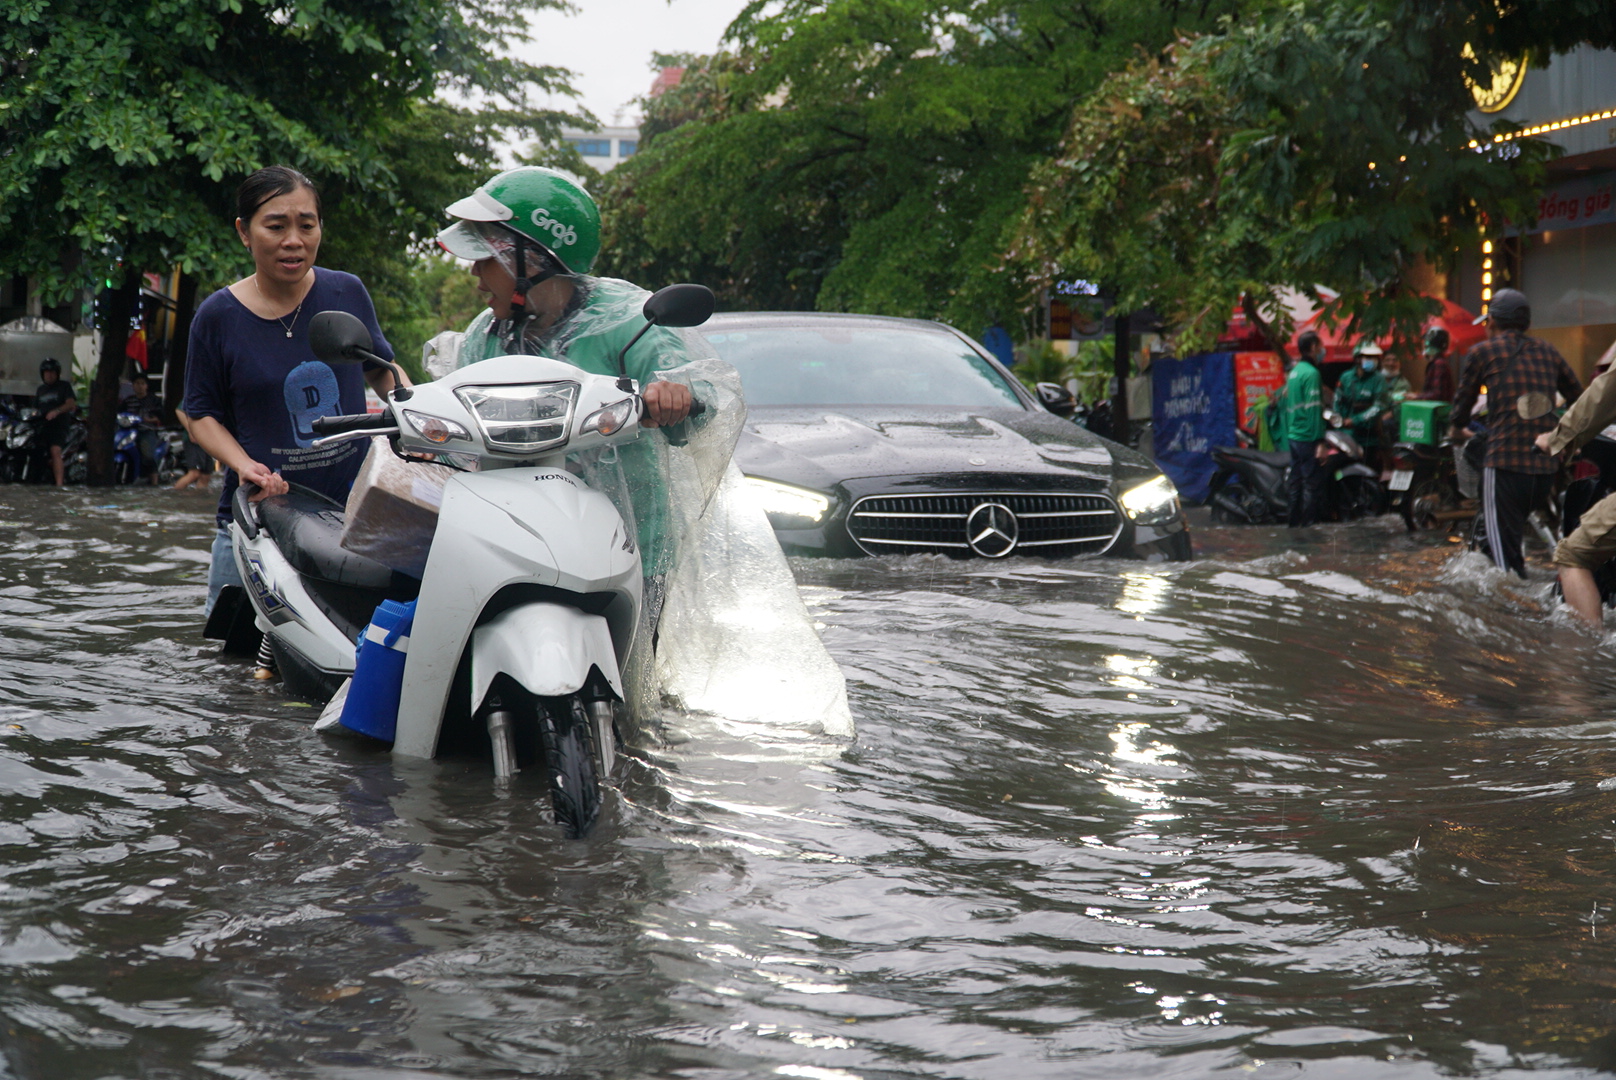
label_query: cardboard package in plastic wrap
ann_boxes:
[340,438,453,580]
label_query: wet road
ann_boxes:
[3,484,1616,1078]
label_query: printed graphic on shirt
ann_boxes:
[283,361,342,448]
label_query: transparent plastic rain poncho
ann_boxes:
[423,277,852,737]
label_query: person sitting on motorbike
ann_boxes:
[433,166,731,647]
[433,166,693,428]
[1419,326,1455,403]
[121,373,164,484]
[1334,341,1389,463]
[34,357,77,487]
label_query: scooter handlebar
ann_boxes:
[232,483,260,540]
[311,412,393,435]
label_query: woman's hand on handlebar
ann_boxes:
[240,460,287,501]
[641,381,692,428]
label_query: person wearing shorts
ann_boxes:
[1537,344,1616,628]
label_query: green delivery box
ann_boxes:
[1399,400,1450,445]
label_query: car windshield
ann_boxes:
[701,324,1025,408]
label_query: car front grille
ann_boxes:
[848,492,1122,557]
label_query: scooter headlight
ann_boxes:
[580,398,637,438]
[401,410,471,445]
[1119,474,1180,525]
[744,476,831,525]
[454,382,579,455]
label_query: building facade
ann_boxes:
[1455,45,1616,377]
[560,125,641,173]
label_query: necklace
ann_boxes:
[253,274,305,338]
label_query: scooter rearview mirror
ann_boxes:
[309,311,373,366]
[614,283,717,391]
[309,310,414,400]
[642,283,715,329]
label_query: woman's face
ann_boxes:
[236,187,321,287]
[473,257,517,320]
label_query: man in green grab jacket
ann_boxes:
[1282,330,1326,527]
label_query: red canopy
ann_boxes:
[1290,296,1486,365]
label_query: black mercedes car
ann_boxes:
[698,312,1192,561]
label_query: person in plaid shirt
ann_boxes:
[1449,288,1582,579]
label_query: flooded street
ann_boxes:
[4,483,1616,1078]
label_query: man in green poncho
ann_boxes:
[1282,330,1325,527]
[434,166,694,425]
[1335,340,1390,462]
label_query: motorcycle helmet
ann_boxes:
[436,166,601,277]
[1423,326,1449,356]
[39,357,61,376]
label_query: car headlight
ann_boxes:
[745,476,831,525]
[1119,475,1180,525]
[454,382,578,454]
[402,409,471,445]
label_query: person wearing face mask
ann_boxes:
[1449,288,1581,579]
[1334,341,1390,461]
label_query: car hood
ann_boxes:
[735,406,1156,492]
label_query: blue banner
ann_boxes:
[1151,352,1236,504]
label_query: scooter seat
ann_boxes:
[1216,446,1292,469]
[256,486,416,591]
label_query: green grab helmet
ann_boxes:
[438,166,602,275]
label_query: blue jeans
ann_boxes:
[206,527,244,617]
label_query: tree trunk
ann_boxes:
[1241,292,1291,363]
[162,273,199,424]
[87,265,140,486]
[1111,311,1131,447]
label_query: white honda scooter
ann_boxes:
[225,285,716,837]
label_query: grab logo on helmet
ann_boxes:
[530,208,578,249]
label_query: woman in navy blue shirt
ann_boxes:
[184,165,403,617]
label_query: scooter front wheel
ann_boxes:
[539,694,603,839]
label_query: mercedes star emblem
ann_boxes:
[965,502,1018,558]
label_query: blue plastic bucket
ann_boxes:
[339,598,416,742]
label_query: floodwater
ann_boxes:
[3,483,1616,1079]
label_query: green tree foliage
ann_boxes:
[599,0,1614,356]
[0,0,579,479]
[595,1,1261,327]
[1018,1,1591,356]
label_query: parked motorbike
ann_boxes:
[1389,438,1475,532]
[1207,445,1291,524]
[112,410,143,484]
[1208,415,1385,525]
[1318,414,1386,520]
[208,284,716,838]
[0,406,86,485]
[1,407,40,483]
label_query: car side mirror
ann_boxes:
[1035,381,1077,418]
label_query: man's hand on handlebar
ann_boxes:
[240,461,287,501]
[641,381,692,428]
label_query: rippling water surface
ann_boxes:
[3,484,1616,1079]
